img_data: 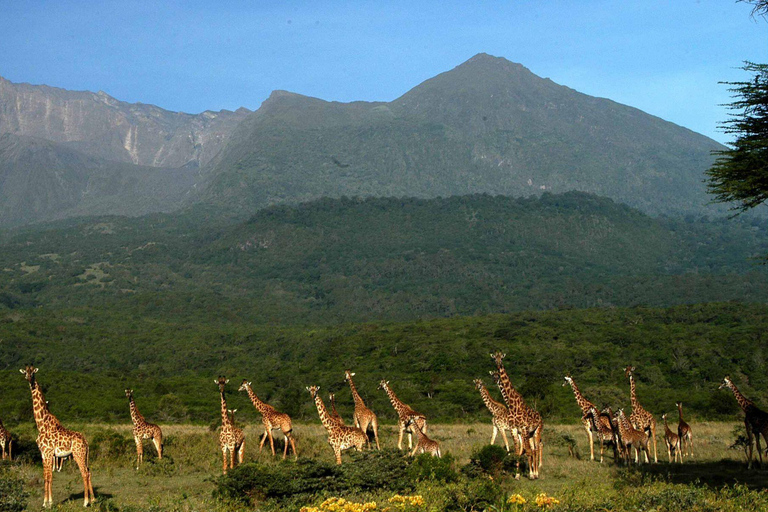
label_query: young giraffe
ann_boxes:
[473,378,514,452]
[125,389,163,469]
[329,393,345,425]
[306,386,367,464]
[676,401,693,458]
[615,408,650,464]
[0,415,11,461]
[21,366,95,508]
[661,413,682,463]
[719,376,768,469]
[563,375,612,462]
[216,377,245,474]
[344,370,381,449]
[600,407,628,461]
[586,406,620,462]
[625,366,658,463]
[238,380,297,459]
[405,417,441,457]
[490,352,543,479]
[378,380,427,451]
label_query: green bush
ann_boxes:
[463,444,521,479]
[407,453,459,483]
[0,461,28,512]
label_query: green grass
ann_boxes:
[3,421,766,511]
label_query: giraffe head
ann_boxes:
[329,392,336,402]
[624,366,635,378]
[490,352,506,366]
[661,412,667,420]
[238,380,252,393]
[719,376,733,390]
[125,389,133,400]
[563,375,573,387]
[377,380,390,391]
[344,370,355,382]
[20,365,38,385]
[306,386,320,398]
[473,378,485,390]
[675,401,682,408]
[488,370,501,385]
[215,376,229,392]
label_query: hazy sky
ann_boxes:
[1,1,765,144]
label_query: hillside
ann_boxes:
[0,193,766,323]
[199,53,725,217]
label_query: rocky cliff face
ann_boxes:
[0,76,250,168]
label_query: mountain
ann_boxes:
[0,76,250,168]
[0,133,195,227]
[199,53,724,217]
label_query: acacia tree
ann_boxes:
[706,62,768,212]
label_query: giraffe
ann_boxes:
[614,408,650,464]
[41,400,69,472]
[585,405,620,463]
[21,366,95,508]
[125,389,163,469]
[405,417,441,457]
[0,415,12,461]
[238,380,297,459]
[378,380,427,451]
[473,378,514,452]
[600,406,628,462]
[216,377,245,474]
[563,375,613,462]
[719,376,768,469]
[490,352,543,479]
[661,413,682,463]
[676,401,693,458]
[329,393,345,425]
[624,366,657,463]
[344,370,381,449]
[306,386,367,464]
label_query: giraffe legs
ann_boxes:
[73,447,94,507]
[755,430,764,469]
[42,454,54,508]
[499,426,511,453]
[397,425,405,450]
[152,436,163,459]
[238,440,246,465]
[222,447,229,474]
[650,424,658,463]
[267,430,276,456]
[370,417,381,450]
[134,436,143,469]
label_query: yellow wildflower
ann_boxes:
[507,494,527,505]
[534,493,560,508]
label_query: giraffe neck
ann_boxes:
[663,417,674,435]
[729,383,754,412]
[220,390,232,427]
[383,385,407,417]
[244,386,271,415]
[677,403,685,421]
[29,380,53,432]
[628,374,640,409]
[478,384,504,413]
[495,364,523,411]
[568,379,593,413]
[129,396,145,426]
[313,394,335,430]
[347,377,366,407]
[617,412,632,435]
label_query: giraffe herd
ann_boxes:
[5,364,768,507]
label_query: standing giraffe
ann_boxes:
[490,352,543,479]
[306,386,367,464]
[329,393,345,425]
[378,380,427,451]
[563,375,612,462]
[661,413,682,463]
[719,376,768,469]
[238,380,297,459]
[405,417,441,457]
[20,366,95,508]
[614,408,650,464]
[125,389,163,469]
[0,415,11,461]
[676,401,693,458]
[216,377,245,474]
[586,406,620,462]
[624,366,657,463]
[473,378,514,452]
[344,370,381,449]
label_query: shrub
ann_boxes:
[463,444,521,479]
[0,461,28,512]
[407,453,459,483]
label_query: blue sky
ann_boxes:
[0,1,765,144]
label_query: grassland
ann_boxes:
[3,420,765,511]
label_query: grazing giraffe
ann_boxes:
[306,386,367,464]
[238,380,297,459]
[563,375,612,462]
[624,366,657,463]
[378,380,427,450]
[216,377,245,474]
[661,413,682,463]
[125,389,163,469]
[719,376,768,469]
[405,417,441,457]
[473,378,514,452]
[0,415,12,461]
[329,393,344,425]
[490,352,543,479]
[615,408,650,464]
[676,401,693,458]
[21,366,95,508]
[344,370,381,449]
